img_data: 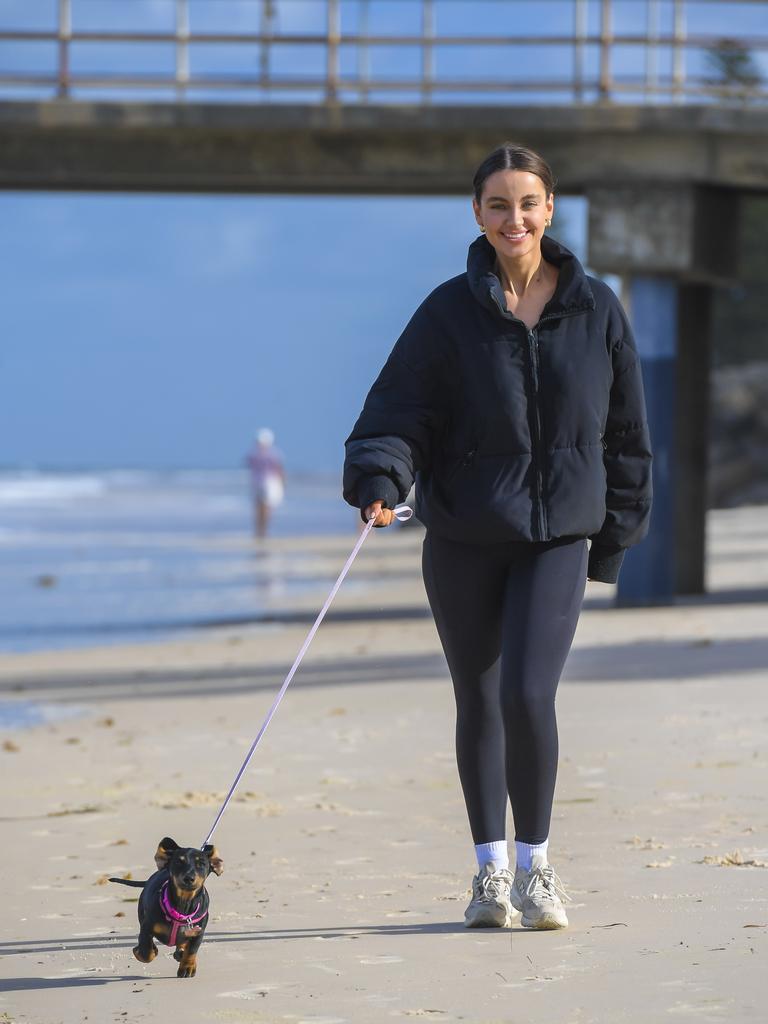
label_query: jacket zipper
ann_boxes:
[491,295,589,542]
[527,327,547,541]
[526,309,590,541]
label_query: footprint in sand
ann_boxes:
[218,983,276,999]
[310,962,344,975]
[294,1018,347,1024]
[699,849,768,867]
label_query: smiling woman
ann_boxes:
[471,145,558,331]
[343,140,652,934]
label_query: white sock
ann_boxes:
[474,840,509,871]
[515,838,549,871]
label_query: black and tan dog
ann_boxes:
[110,836,223,978]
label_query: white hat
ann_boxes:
[256,427,275,446]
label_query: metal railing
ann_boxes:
[0,0,766,105]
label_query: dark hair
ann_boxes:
[472,143,556,203]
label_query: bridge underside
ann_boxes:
[0,101,767,194]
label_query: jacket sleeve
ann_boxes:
[343,299,446,519]
[588,303,653,583]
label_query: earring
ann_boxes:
[479,225,486,233]
[545,218,552,227]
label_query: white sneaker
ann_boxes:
[510,853,570,929]
[464,862,517,928]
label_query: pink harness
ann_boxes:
[159,881,206,946]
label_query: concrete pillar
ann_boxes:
[587,185,738,604]
[617,277,677,605]
[675,284,712,594]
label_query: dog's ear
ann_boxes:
[154,837,179,870]
[202,844,223,876]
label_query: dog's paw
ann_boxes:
[132,943,158,963]
[177,958,197,978]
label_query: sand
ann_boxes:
[1,507,767,1023]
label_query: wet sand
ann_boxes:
[1,508,766,1023]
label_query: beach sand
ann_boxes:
[1,509,766,1023]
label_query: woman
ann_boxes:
[343,143,652,931]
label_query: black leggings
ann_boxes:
[422,532,588,846]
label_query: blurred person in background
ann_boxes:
[246,428,285,538]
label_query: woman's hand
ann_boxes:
[364,501,395,527]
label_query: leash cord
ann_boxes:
[200,503,413,848]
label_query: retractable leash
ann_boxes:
[200,503,414,848]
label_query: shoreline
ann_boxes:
[0,468,377,657]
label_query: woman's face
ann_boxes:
[472,169,554,260]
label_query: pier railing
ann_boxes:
[0,0,766,105]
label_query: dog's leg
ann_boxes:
[176,930,204,978]
[133,920,158,964]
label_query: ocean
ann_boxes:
[0,468,362,654]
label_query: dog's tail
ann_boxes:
[108,877,148,888]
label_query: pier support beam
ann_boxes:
[587,185,736,604]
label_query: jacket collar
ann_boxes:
[466,233,596,321]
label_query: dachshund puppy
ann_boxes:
[110,836,223,978]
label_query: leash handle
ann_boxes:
[201,503,413,847]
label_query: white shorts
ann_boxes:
[255,475,284,508]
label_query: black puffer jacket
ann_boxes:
[343,234,653,583]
